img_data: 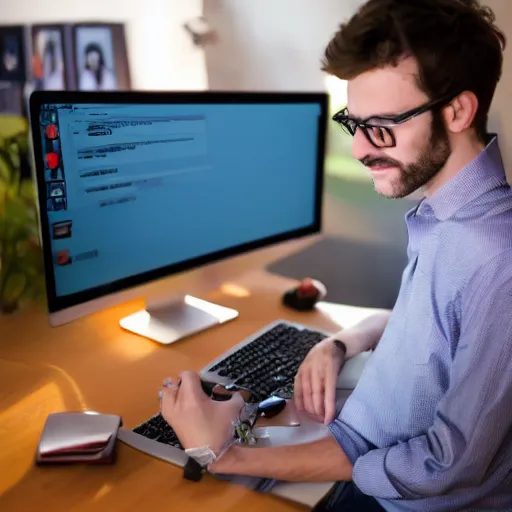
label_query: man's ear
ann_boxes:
[443,91,479,134]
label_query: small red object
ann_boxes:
[46,152,59,169]
[56,250,71,266]
[282,277,327,312]
[45,124,58,139]
[297,278,319,298]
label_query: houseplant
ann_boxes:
[0,115,45,313]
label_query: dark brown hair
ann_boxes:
[323,0,506,141]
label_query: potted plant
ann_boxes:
[0,115,45,314]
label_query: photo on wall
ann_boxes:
[0,25,27,83]
[31,25,68,90]
[0,81,23,115]
[73,23,131,91]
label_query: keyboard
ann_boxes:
[132,320,328,449]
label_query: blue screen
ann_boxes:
[39,101,321,297]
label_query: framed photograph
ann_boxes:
[31,25,68,90]
[73,23,131,91]
[0,81,23,115]
[0,25,27,83]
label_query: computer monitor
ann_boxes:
[29,91,327,343]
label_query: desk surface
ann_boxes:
[0,239,376,512]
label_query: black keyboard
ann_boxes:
[132,322,327,449]
[133,411,183,448]
[204,322,327,399]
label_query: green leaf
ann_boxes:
[21,244,43,274]
[19,179,36,203]
[0,115,28,140]
[0,179,6,219]
[5,195,30,220]
[0,271,27,308]
[7,143,20,178]
[13,132,29,156]
[28,274,46,301]
[0,150,13,183]
[0,114,44,312]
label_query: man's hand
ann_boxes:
[293,311,392,424]
[160,371,244,454]
[294,337,345,424]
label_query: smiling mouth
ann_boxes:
[362,156,401,171]
[368,163,397,172]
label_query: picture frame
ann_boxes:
[0,25,27,83]
[0,81,24,115]
[72,23,131,91]
[30,24,70,91]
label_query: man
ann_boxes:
[160,0,512,510]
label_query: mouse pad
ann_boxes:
[254,399,300,428]
[267,236,406,309]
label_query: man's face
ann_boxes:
[346,57,451,198]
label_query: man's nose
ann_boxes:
[351,127,375,162]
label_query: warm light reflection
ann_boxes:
[92,483,113,502]
[0,382,65,495]
[184,295,237,322]
[220,283,251,298]
[316,301,382,329]
[44,364,88,410]
[109,327,157,362]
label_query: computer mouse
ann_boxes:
[257,395,286,418]
[282,277,327,311]
[200,380,232,401]
[201,380,254,402]
[200,379,218,396]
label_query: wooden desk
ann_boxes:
[0,242,374,512]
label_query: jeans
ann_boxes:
[312,481,386,512]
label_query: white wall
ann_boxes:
[1,0,207,91]
[203,0,364,91]
[485,0,512,178]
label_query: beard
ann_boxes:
[361,113,451,199]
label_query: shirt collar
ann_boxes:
[424,134,508,221]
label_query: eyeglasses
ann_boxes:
[332,92,460,149]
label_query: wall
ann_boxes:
[203,0,364,91]
[202,0,364,165]
[485,0,512,179]
[1,0,207,91]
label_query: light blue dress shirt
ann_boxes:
[329,135,512,511]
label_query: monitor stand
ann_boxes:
[119,295,239,345]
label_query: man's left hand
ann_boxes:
[160,371,245,454]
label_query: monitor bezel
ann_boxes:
[29,90,327,315]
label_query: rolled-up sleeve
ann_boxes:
[337,258,512,499]
[328,418,374,465]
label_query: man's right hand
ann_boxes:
[293,337,346,425]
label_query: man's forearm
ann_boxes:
[210,435,353,482]
[333,310,392,358]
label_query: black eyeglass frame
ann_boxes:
[332,91,461,148]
